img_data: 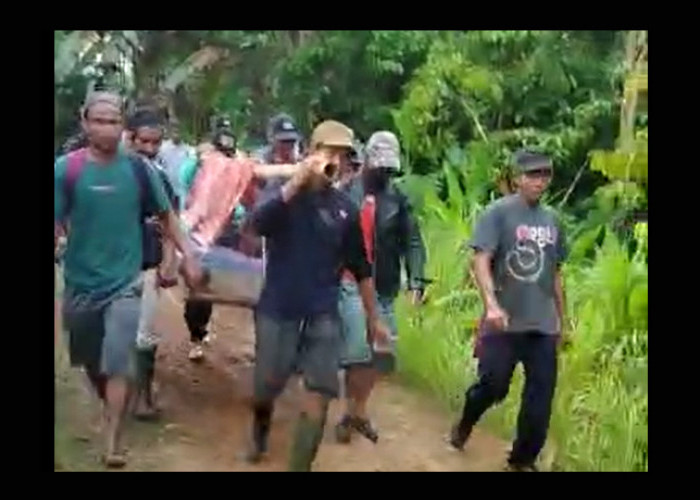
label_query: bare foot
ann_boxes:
[103,415,127,469]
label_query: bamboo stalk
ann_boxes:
[252,163,299,179]
[559,161,588,209]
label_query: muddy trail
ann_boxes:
[55,286,508,472]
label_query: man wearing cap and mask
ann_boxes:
[54,91,203,468]
[260,113,302,165]
[334,131,427,445]
[254,113,303,276]
[449,150,568,472]
[181,126,256,361]
[253,113,303,202]
[247,120,391,471]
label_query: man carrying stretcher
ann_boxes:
[178,125,305,361]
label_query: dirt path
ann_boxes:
[55,286,508,472]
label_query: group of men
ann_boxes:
[55,89,568,473]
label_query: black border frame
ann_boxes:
[46,28,657,478]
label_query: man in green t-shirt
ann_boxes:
[54,92,202,468]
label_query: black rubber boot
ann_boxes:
[134,347,160,421]
[246,402,273,464]
[335,414,353,444]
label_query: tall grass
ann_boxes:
[395,145,648,471]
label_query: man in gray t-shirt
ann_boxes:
[471,184,566,335]
[449,150,568,472]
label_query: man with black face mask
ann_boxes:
[334,131,427,445]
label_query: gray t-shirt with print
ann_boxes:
[469,194,567,334]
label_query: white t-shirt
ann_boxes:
[160,139,194,195]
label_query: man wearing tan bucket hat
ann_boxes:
[246,120,391,471]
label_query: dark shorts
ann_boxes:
[254,311,342,401]
[62,279,142,379]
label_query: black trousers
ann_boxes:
[460,332,558,466]
[184,299,213,343]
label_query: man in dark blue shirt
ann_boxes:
[247,120,391,472]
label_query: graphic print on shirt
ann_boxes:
[89,184,117,193]
[505,224,558,283]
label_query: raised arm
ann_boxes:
[250,156,317,236]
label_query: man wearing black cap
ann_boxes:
[182,125,244,361]
[449,150,568,472]
[260,113,302,165]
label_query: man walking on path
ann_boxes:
[335,131,427,444]
[181,127,256,361]
[54,92,202,468]
[126,109,179,421]
[449,150,569,472]
[246,120,391,471]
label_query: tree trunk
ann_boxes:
[619,31,647,152]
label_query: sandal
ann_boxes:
[102,451,127,469]
[133,406,162,422]
[351,417,379,444]
[189,343,204,361]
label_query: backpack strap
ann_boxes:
[62,149,160,225]
[63,147,89,219]
[155,165,178,209]
[127,154,158,219]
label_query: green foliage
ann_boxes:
[274,30,437,138]
[590,133,648,183]
[394,30,623,202]
[393,40,503,170]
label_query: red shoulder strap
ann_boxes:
[63,148,89,216]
